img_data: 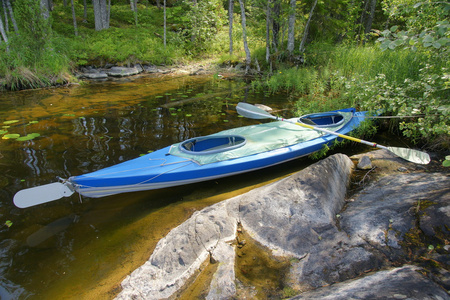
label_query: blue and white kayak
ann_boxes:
[13,105,367,208]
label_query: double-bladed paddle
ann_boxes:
[236,102,430,165]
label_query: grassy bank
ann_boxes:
[252,43,449,150]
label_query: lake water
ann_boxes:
[0,73,311,299]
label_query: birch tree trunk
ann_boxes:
[40,0,50,19]
[71,0,78,36]
[238,0,251,74]
[131,0,138,26]
[298,0,317,53]
[287,0,296,54]
[163,0,166,48]
[265,0,271,64]
[0,13,7,42]
[228,0,233,55]
[5,0,18,33]
[2,0,9,32]
[92,0,109,31]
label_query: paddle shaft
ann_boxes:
[236,102,430,164]
[275,116,388,151]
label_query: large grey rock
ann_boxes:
[116,154,354,299]
[115,151,450,299]
[290,265,449,299]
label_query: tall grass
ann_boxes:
[253,43,432,113]
[254,42,449,149]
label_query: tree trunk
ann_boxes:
[272,0,280,52]
[83,0,87,22]
[5,0,18,33]
[163,0,166,48]
[238,0,251,74]
[358,0,370,39]
[71,0,78,36]
[131,0,138,26]
[40,0,50,19]
[265,0,270,64]
[0,12,8,51]
[287,0,296,54]
[364,0,376,40]
[228,0,233,55]
[298,0,318,53]
[2,0,9,32]
[92,0,109,31]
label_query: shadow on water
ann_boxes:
[0,74,301,299]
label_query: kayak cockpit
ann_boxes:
[298,112,346,128]
[179,135,246,155]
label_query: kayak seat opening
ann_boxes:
[298,112,345,128]
[179,135,246,155]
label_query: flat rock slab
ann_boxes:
[115,151,450,299]
[291,265,449,299]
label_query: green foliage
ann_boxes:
[378,21,450,54]
[181,0,226,52]
[381,0,450,34]
[443,156,450,167]
[0,0,72,90]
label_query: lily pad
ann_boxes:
[0,130,8,135]
[3,120,19,125]
[16,133,41,141]
[28,121,39,125]
[2,134,20,140]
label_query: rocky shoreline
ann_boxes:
[76,61,239,80]
[114,150,450,299]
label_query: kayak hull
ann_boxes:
[70,108,365,198]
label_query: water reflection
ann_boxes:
[0,74,296,299]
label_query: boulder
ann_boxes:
[115,151,450,299]
[290,265,449,300]
[116,153,354,299]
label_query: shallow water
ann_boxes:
[0,74,308,299]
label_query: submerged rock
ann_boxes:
[115,151,450,299]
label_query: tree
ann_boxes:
[238,0,251,73]
[130,0,138,26]
[163,0,166,48]
[265,0,270,63]
[0,12,8,50]
[287,0,296,54]
[299,0,317,53]
[40,0,50,18]
[3,0,18,33]
[71,0,78,36]
[92,0,110,31]
[228,0,233,55]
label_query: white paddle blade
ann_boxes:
[388,146,430,164]
[236,102,274,119]
[13,182,75,208]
